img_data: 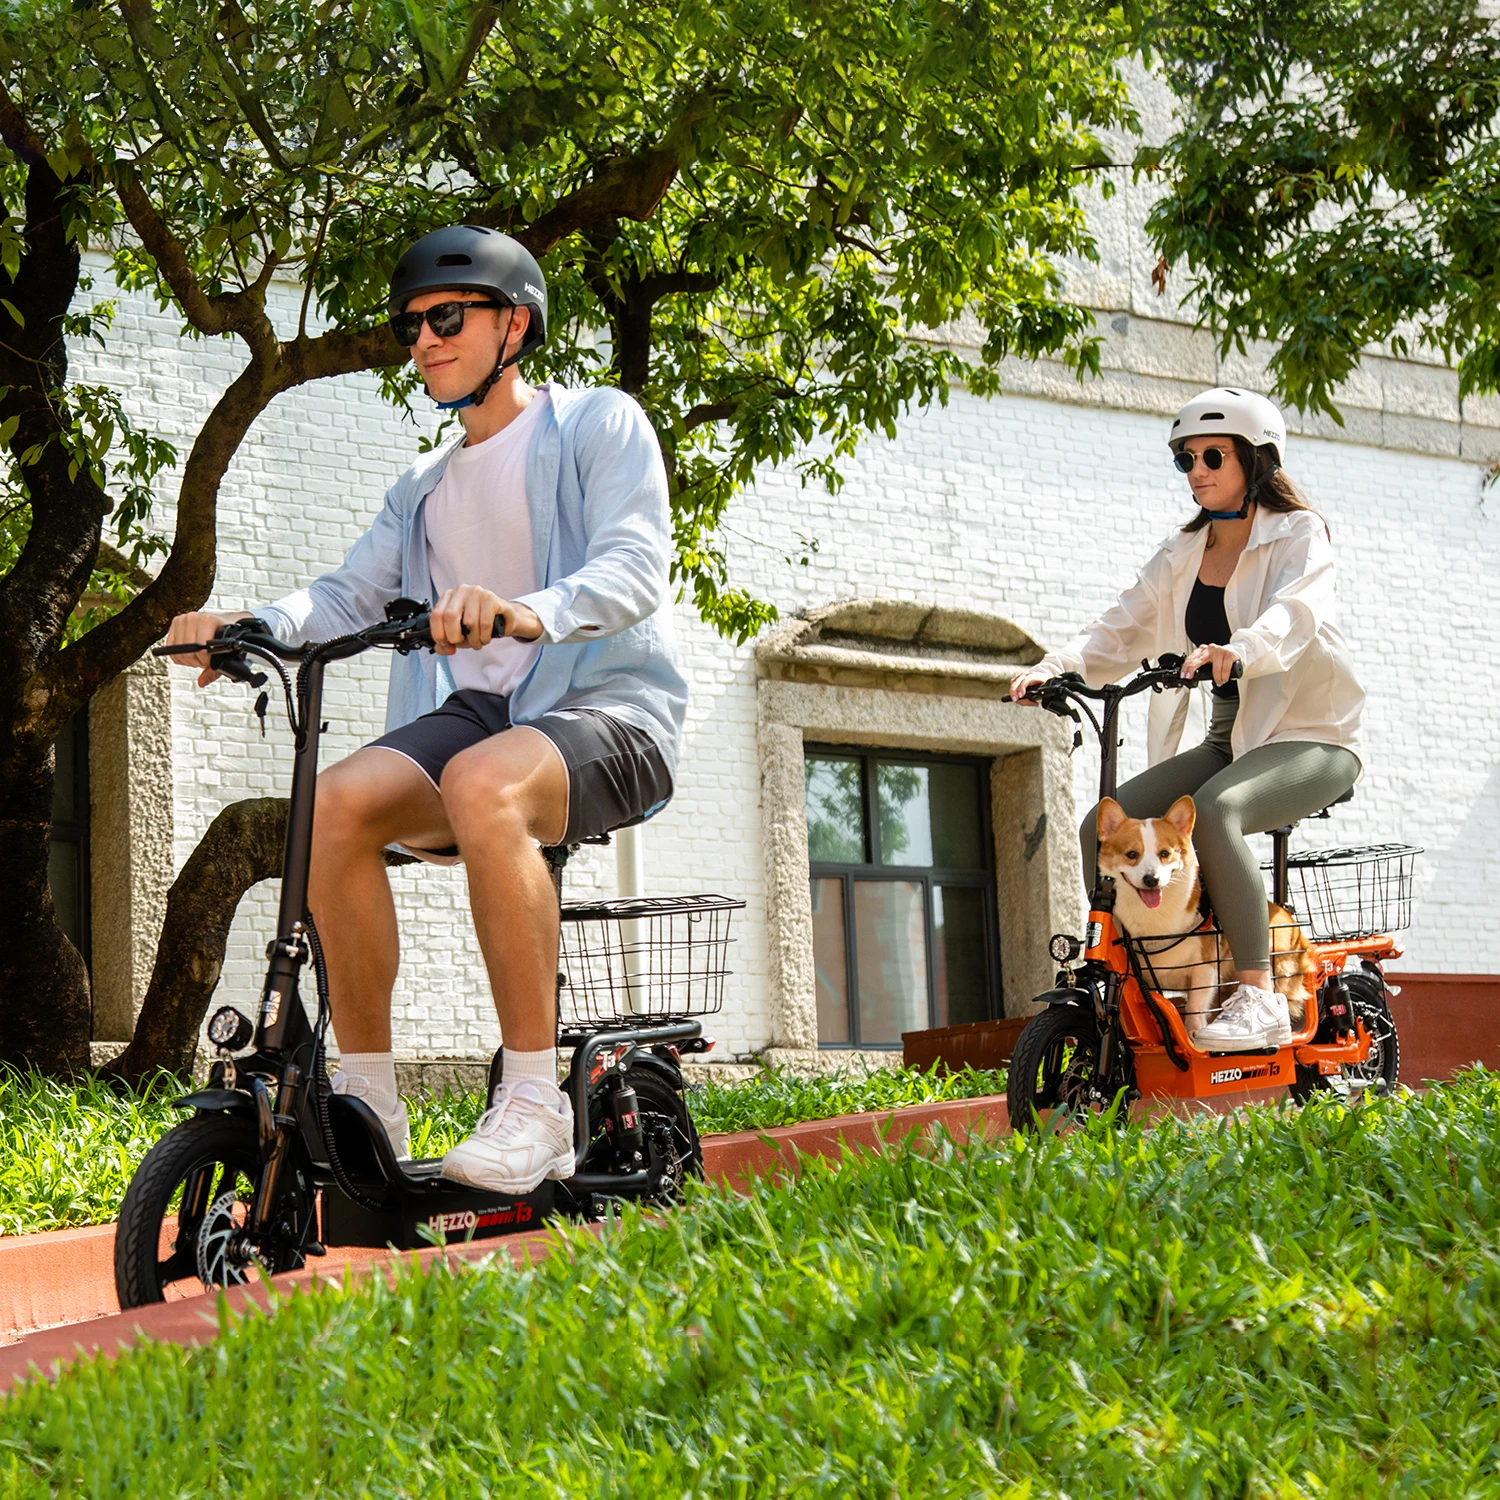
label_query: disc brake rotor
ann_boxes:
[195,1188,260,1289]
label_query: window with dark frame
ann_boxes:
[49,708,90,971]
[805,745,1000,1048]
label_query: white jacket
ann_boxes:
[1036,507,1364,768]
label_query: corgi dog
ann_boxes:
[1095,795,1312,1039]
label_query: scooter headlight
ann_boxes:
[1049,933,1083,964]
[207,1006,254,1052]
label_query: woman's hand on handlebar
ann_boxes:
[1180,643,1243,687]
[429,586,544,655]
[163,610,255,687]
[1006,668,1051,705]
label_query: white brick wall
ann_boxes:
[70,260,1500,1062]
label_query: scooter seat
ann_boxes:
[1316,786,1355,817]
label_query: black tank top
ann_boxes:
[1185,577,1241,700]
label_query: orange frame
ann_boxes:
[1083,908,1400,1100]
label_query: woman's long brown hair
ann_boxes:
[1179,437,1328,536]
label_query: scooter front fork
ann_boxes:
[251,1064,304,1237]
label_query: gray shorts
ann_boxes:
[370,689,672,857]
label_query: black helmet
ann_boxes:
[389,224,547,387]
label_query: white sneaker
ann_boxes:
[1194,985,1293,1052]
[440,1080,575,1194]
[331,1071,411,1160]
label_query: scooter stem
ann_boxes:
[259,656,326,1056]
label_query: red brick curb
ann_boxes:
[0,1094,1009,1390]
[0,1219,601,1395]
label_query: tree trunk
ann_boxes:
[105,796,288,1085]
[106,798,421,1086]
[0,745,90,1071]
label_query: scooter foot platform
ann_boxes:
[322,1162,555,1250]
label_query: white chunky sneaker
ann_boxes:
[1194,984,1293,1052]
[440,1080,575,1194]
[331,1071,411,1160]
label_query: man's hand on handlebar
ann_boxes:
[1179,643,1243,687]
[429,585,543,656]
[164,610,255,687]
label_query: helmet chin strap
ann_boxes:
[1201,459,1278,522]
[432,305,519,412]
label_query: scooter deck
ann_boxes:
[321,1160,555,1250]
[1131,1021,1370,1100]
[317,1095,556,1249]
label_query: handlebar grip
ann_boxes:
[1188,660,1244,683]
[455,614,542,645]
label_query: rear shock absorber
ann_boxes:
[610,1083,645,1161]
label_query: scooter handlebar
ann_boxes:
[1002,657,1241,710]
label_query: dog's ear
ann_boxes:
[1164,795,1196,838]
[1097,798,1127,841]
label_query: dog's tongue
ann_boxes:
[1138,887,1163,909]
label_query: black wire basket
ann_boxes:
[1270,843,1422,942]
[1126,925,1228,1010]
[557,893,743,1029]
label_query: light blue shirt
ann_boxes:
[256,383,688,777]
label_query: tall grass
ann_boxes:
[4,1076,1500,1496]
[0,1063,1005,1235]
[687,1061,1006,1134]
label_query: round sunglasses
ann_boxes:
[390,299,507,347]
[1173,445,1235,474]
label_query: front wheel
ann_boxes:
[114,1112,302,1309]
[1007,1004,1117,1132]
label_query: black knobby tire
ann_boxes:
[1290,974,1401,1104]
[115,1112,297,1309]
[586,1064,702,1204]
[1007,1004,1106,1133]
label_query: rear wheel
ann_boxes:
[1290,974,1400,1104]
[1007,1005,1112,1132]
[585,1064,703,1205]
[114,1113,303,1309]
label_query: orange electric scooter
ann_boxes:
[1005,658,1418,1126]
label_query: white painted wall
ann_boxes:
[68,215,1500,1062]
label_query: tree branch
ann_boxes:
[683,400,739,432]
[0,81,50,169]
[112,162,276,355]
[213,0,293,172]
[103,796,287,1083]
[511,92,719,255]
[50,319,406,704]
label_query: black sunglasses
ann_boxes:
[390,299,507,347]
[1173,446,1234,474]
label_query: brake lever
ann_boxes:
[214,652,268,688]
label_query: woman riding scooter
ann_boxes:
[1009,388,1364,1052]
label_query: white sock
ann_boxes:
[501,1046,558,1089]
[339,1051,400,1115]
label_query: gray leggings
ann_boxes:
[1079,694,1360,970]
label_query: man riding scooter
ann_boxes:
[164,224,687,1193]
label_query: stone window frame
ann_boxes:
[755,600,1084,1069]
[88,654,175,1048]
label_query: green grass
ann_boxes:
[685,1061,1006,1135]
[5,1075,1500,1496]
[0,1062,1005,1236]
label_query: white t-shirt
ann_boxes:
[425,389,549,698]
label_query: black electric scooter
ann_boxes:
[114,603,740,1309]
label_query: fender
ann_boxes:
[633,1046,687,1091]
[172,1088,254,1115]
[1035,987,1092,1008]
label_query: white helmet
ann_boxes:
[1169,387,1287,466]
